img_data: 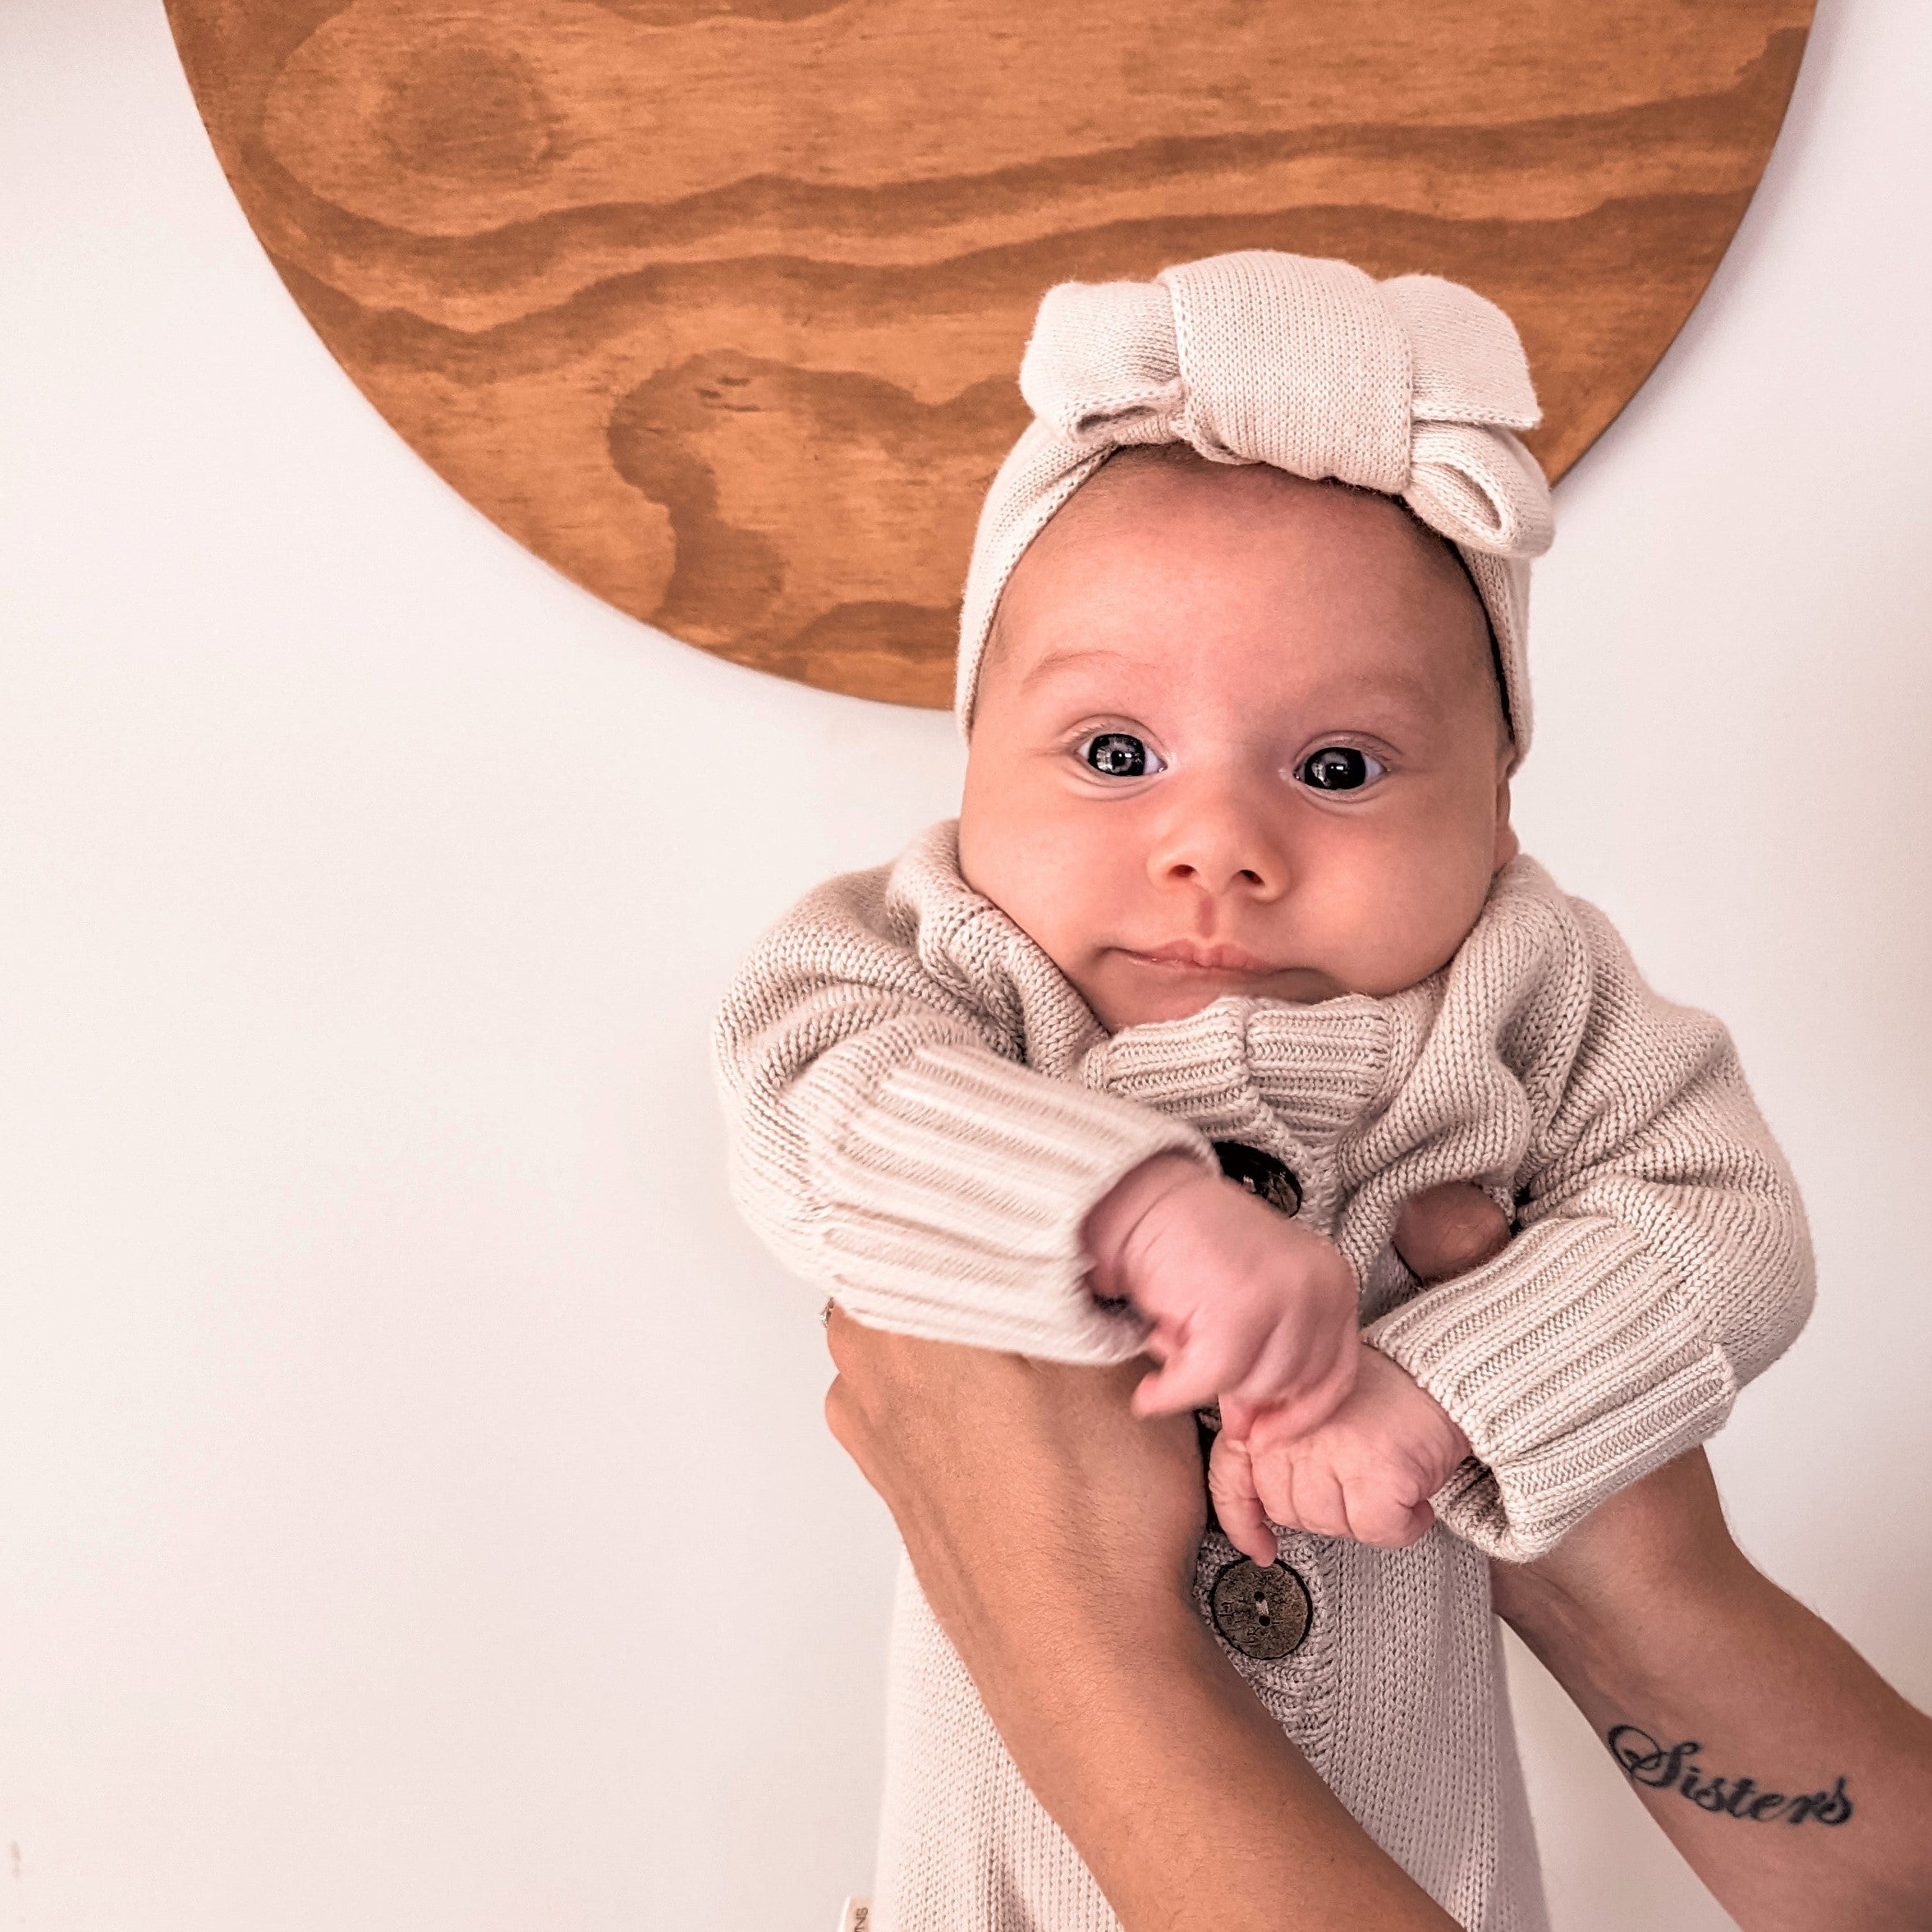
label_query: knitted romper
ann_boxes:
[714,824,1814,1932]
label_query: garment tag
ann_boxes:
[837,1901,871,1932]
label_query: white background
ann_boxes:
[2,3,1927,1926]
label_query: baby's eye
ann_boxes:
[1295,746,1387,792]
[1081,732,1164,779]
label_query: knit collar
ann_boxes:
[897,819,1562,1159]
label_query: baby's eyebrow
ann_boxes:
[1026,654,1438,706]
[1312,669,1442,714]
[1013,645,1136,692]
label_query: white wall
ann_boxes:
[2,3,1925,1927]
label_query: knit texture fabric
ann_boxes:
[954,251,1555,762]
[874,1529,1549,1932]
[714,824,1815,1929]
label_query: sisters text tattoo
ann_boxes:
[1605,1726,1853,1826]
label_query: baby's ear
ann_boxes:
[1491,776,1519,873]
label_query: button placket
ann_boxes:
[1212,1140,1302,1217]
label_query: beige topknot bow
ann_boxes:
[957,250,1556,761]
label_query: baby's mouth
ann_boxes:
[1122,940,1283,975]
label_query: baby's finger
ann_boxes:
[1131,1327,1255,1416]
[1224,1321,1319,1415]
[1250,1446,1310,1536]
[1349,1491,1436,1549]
[1218,1394,1262,1443]
[1219,1494,1280,1567]
[1209,1436,1279,1567]
[1284,1459,1353,1542]
[1132,1364,1214,1416]
[1237,1343,1357,1439]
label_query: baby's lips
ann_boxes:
[1126,938,1282,975]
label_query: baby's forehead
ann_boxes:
[1006,457,1478,631]
[984,456,1500,727]
[1005,453,1472,626]
[1014,632,1452,714]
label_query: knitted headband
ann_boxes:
[955,250,1556,765]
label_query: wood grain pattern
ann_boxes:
[165,0,1814,706]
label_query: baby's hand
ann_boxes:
[1210,1347,1471,1563]
[1084,1154,1358,1436]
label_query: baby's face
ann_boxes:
[959,454,1517,1032]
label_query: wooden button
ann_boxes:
[1209,1557,1312,1661]
[1213,1141,1302,1218]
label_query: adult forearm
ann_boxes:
[822,1319,1457,1931]
[1498,1459,1932,1930]
[978,1594,1458,1932]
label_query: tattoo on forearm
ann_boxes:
[1604,1727,1853,1826]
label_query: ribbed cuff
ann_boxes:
[1365,1218,1738,1561]
[812,1044,1218,1363]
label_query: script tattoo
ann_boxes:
[1605,1727,1854,1826]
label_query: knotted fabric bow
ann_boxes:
[955,250,1556,763]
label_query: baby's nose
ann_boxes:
[1159,852,1269,893]
[1149,807,1286,899]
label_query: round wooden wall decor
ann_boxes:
[166,1,1813,708]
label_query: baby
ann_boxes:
[715,252,1813,1932]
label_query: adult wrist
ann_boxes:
[1492,1464,1755,1691]
[981,1588,1237,1792]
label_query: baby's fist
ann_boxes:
[1212,1347,1471,1562]
[1084,1154,1359,1435]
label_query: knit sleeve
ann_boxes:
[1363,901,1814,1562]
[712,840,1217,1363]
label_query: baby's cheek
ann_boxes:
[1316,796,1500,993]
[964,805,1118,962]
[1365,882,1486,994]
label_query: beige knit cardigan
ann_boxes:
[714,824,1813,1930]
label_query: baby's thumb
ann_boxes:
[1131,1347,1224,1417]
